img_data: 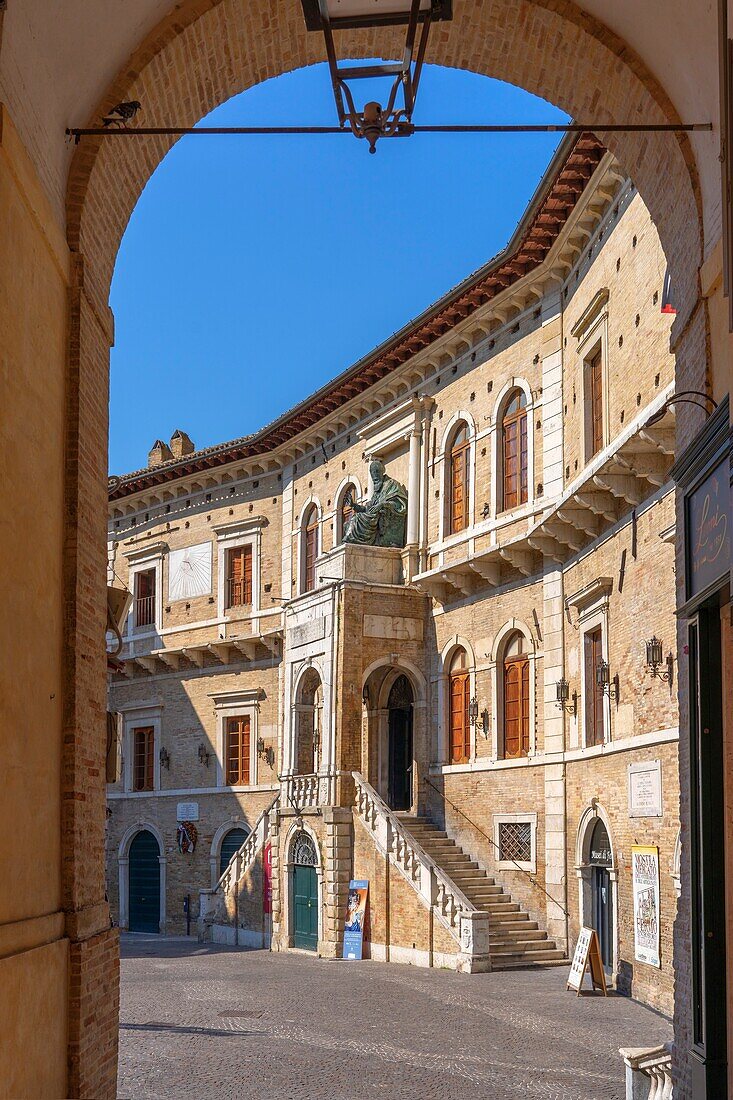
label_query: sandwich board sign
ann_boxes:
[567,927,608,996]
[343,880,369,960]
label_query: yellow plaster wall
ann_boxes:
[0,105,69,1093]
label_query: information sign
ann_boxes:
[343,880,369,960]
[632,845,661,968]
[567,927,607,996]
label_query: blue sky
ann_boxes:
[108,64,568,474]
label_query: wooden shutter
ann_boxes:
[226,716,250,785]
[304,514,318,591]
[449,672,470,763]
[133,726,154,791]
[503,656,530,758]
[227,546,252,606]
[450,443,469,534]
[587,350,604,457]
[502,402,528,511]
[584,628,605,746]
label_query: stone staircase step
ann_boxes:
[490,929,548,944]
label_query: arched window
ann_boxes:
[219,826,249,877]
[501,389,528,511]
[503,632,530,759]
[302,505,319,592]
[448,424,470,535]
[448,648,470,764]
[338,485,356,543]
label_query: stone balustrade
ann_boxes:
[353,771,490,970]
[620,1044,673,1100]
[281,772,336,811]
[199,793,280,934]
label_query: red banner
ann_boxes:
[263,841,272,914]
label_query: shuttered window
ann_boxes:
[449,425,469,535]
[584,627,605,746]
[226,545,252,607]
[502,390,528,511]
[132,726,154,791]
[448,648,470,764]
[503,642,530,759]
[303,507,319,592]
[586,349,604,459]
[225,716,250,786]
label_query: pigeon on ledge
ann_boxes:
[102,101,142,127]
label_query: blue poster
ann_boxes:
[343,879,369,960]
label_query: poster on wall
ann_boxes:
[632,845,661,968]
[343,880,369,960]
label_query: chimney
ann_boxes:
[148,439,174,468]
[170,429,195,459]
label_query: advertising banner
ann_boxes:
[263,841,272,914]
[343,880,369,960]
[632,845,661,968]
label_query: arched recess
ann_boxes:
[574,802,619,980]
[283,821,323,951]
[118,822,166,933]
[293,664,323,775]
[489,620,538,760]
[362,659,426,805]
[210,817,251,888]
[334,477,362,544]
[491,379,535,518]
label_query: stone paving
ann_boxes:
[118,935,672,1100]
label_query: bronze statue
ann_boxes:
[343,459,408,548]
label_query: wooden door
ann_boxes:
[503,655,530,758]
[128,831,160,933]
[449,440,469,533]
[293,865,318,950]
[449,672,470,764]
[502,403,528,510]
[587,349,604,458]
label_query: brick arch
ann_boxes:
[67,0,703,326]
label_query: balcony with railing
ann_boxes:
[134,594,155,628]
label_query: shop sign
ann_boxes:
[687,458,730,598]
[632,845,661,968]
[343,879,369,960]
[628,760,663,818]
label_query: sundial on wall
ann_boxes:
[168,542,212,601]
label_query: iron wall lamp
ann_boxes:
[555,678,578,716]
[257,737,275,768]
[197,742,211,767]
[480,708,490,738]
[645,636,674,683]
[596,659,619,701]
[159,747,171,770]
[469,696,479,726]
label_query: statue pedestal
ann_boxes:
[316,543,405,587]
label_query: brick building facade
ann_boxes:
[107,136,681,1014]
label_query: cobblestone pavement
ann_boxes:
[118,935,671,1100]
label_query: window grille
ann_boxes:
[498,820,532,864]
[292,831,317,866]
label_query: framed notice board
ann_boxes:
[567,927,608,996]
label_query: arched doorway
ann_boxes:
[219,827,249,878]
[290,830,319,952]
[588,818,614,972]
[128,830,161,933]
[387,675,414,811]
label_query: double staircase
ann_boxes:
[398,815,565,969]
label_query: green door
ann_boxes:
[128,830,160,933]
[293,864,318,950]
